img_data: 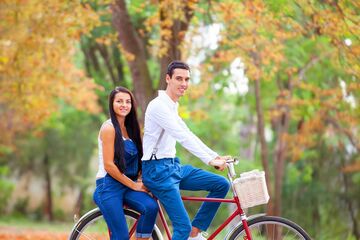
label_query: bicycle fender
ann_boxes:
[75,207,100,223]
[68,207,102,240]
[224,213,266,240]
[69,207,163,240]
[153,224,164,240]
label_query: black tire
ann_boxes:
[228,215,311,240]
[69,208,160,240]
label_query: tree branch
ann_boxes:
[326,116,360,152]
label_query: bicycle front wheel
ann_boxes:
[69,208,160,240]
[228,215,311,240]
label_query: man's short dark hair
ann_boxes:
[166,60,190,78]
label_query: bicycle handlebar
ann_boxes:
[226,157,239,164]
[212,157,239,178]
[226,157,239,178]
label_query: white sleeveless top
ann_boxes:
[96,119,112,179]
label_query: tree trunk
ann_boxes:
[273,76,293,217]
[112,45,125,87]
[158,0,195,90]
[111,0,155,118]
[273,56,325,218]
[273,110,290,217]
[340,156,359,239]
[253,75,273,215]
[73,190,83,220]
[96,43,118,86]
[111,0,196,119]
[43,153,53,221]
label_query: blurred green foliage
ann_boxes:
[0,166,14,214]
[0,1,358,239]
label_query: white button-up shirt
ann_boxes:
[142,90,218,164]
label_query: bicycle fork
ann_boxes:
[239,213,251,240]
[228,163,253,240]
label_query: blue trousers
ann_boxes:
[142,158,230,240]
[93,174,159,240]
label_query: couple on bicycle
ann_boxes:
[94,61,230,240]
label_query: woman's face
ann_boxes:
[113,92,132,118]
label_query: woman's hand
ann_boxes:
[132,181,149,193]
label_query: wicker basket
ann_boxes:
[233,170,270,208]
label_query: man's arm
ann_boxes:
[148,104,216,164]
[177,115,229,171]
[177,115,218,158]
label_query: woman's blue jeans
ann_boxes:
[93,174,158,240]
[142,157,230,240]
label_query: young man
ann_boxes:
[141,61,230,240]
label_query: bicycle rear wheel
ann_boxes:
[228,215,311,240]
[69,208,160,240]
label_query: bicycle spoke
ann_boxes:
[69,208,161,240]
[75,228,104,240]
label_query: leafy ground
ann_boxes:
[0,227,68,240]
[0,217,73,240]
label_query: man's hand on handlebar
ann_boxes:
[209,156,231,171]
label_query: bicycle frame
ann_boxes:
[71,158,310,240]
[128,159,254,240]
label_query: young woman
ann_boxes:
[93,86,158,240]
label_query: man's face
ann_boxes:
[166,68,190,101]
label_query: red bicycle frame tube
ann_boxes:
[157,195,252,240]
[128,220,138,238]
[234,196,252,240]
[158,200,172,239]
[181,196,236,203]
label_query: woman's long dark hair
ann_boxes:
[108,86,143,174]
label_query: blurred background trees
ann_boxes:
[0,0,358,239]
